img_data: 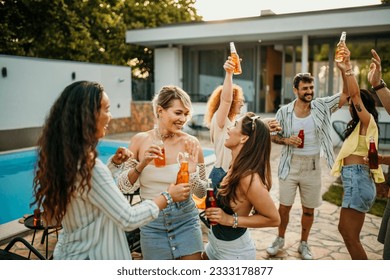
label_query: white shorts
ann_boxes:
[205,229,256,260]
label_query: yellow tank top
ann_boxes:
[351,135,368,156]
[331,115,385,183]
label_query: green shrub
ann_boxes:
[322,183,386,217]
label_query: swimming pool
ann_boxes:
[0,140,215,225]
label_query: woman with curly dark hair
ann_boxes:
[331,45,385,259]
[202,112,280,260]
[32,81,190,260]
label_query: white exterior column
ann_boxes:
[154,47,182,92]
[301,35,309,73]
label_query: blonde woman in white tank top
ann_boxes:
[117,85,208,260]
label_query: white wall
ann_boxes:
[154,47,181,93]
[0,55,131,130]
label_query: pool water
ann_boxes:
[0,140,127,225]
[0,140,214,225]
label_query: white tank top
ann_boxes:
[292,112,320,155]
[138,164,179,200]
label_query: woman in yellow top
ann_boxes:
[331,45,384,259]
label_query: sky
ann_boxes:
[193,0,382,21]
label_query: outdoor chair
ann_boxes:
[332,120,347,146]
[186,114,209,138]
[123,189,142,254]
[0,236,46,260]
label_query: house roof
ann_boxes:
[126,4,390,47]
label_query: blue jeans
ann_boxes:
[209,167,227,192]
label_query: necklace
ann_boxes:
[155,127,175,139]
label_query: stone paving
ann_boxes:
[1,132,384,260]
[250,143,384,260]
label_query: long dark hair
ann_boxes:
[218,112,272,207]
[31,81,104,225]
[344,89,379,139]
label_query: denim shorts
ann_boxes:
[205,228,256,260]
[341,164,376,213]
[140,198,203,260]
[209,167,227,191]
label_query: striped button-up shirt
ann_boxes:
[275,93,341,180]
[53,158,159,260]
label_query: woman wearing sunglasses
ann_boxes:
[202,112,280,260]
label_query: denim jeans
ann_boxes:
[209,166,227,192]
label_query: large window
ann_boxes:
[183,44,257,110]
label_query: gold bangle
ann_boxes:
[134,166,141,174]
[345,69,355,76]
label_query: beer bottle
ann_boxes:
[176,152,189,184]
[297,129,304,149]
[206,179,218,226]
[230,42,242,75]
[368,136,379,169]
[335,31,347,63]
[33,208,41,227]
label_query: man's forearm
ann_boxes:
[272,135,288,145]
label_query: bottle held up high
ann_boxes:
[206,179,218,226]
[368,136,379,169]
[335,31,347,63]
[230,42,242,75]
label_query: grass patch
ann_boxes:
[322,182,386,217]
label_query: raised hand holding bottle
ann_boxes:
[230,42,242,75]
[335,31,347,63]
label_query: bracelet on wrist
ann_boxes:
[134,166,141,174]
[345,69,355,76]
[111,158,123,168]
[161,191,173,205]
[232,212,238,228]
[372,79,387,91]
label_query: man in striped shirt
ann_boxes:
[266,72,349,260]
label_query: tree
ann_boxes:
[0,0,201,80]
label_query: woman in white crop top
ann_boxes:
[117,85,208,260]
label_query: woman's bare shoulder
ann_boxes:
[240,173,265,192]
[130,130,152,147]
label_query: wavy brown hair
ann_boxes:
[218,112,272,207]
[31,81,104,225]
[204,84,244,127]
